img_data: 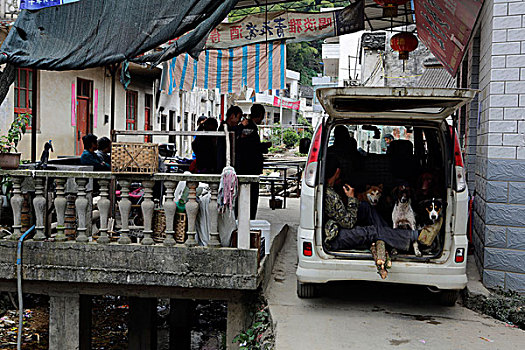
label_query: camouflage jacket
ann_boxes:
[324,187,359,244]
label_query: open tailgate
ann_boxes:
[316,87,477,121]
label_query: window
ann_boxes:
[126,90,138,130]
[14,68,35,129]
[160,114,167,131]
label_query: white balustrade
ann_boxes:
[32,177,46,241]
[117,179,132,244]
[54,178,67,242]
[163,180,176,246]
[0,171,257,250]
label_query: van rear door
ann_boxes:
[316,87,477,121]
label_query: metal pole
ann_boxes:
[31,69,37,162]
[110,65,117,142]
[279,89,284,145]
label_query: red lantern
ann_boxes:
[374,0,409,17]
[390,32,418,60]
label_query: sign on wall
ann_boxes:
[204,0,364,50]
[20,0,80,10]
[415,0,483,76]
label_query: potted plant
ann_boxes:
[0,113,30,169]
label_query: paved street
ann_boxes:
[263,198,525,350]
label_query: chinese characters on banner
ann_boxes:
[273,96,301,111]
[164,41,286,94]
[205,0,364,49]
[20,0,80,10]
[415,0,483,76]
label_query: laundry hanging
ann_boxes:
[164,41,286,94]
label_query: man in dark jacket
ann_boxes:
[236,104,271,219]
[217,105,242,171]
[80,134,110,171]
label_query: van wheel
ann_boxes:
[297,281,318,298]
[438,290,459,306]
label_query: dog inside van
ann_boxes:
[297,87,476,305]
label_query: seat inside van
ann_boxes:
[323,123,450,260]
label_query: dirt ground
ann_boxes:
[0,295,227,350]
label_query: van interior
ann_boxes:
[323,122,452,261]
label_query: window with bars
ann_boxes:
[126,90,138,130]
[14,68,35,130]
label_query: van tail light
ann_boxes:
[303,242,313,257]
[450,126,466,192]
[455,248,465,263]
[305,125,323,188]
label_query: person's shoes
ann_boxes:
[418,217,443,246]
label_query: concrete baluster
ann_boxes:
[117,180,132,244]
[9,176,23,240]
[237,183,251,249]
[141,180,155,245]
[33,177,47,241]
[96,179,111,244]
[54,178,67,242]
[75,178,89,243]
[208,182,220,248]
[163,181,176,246]
[185,181,199,247]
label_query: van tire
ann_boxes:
[297,281,317,298]
[438,290,459,306]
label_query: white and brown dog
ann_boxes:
[357,184,383,206]
[392,185,421,256]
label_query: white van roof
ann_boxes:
[316,87,477,121]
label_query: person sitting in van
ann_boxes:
[324,156,420,252]
[328,125,361,174]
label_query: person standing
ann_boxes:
[192,118,219,174]
[217,106,242,171]
[236,104,271,219]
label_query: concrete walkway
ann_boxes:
[264,198,525,350]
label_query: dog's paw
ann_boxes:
[413,242,422,257]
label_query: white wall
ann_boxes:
[0,67,156,160]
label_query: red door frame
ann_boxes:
[144,94,153,142]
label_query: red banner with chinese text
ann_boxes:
[273,96,301,111]
[415,0,483,76]
[205,1,364,50]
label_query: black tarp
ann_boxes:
[0,0,239,70]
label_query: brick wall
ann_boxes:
[474,0,525,292]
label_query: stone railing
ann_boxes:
[0,170,258,249]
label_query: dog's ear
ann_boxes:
[378,184,383,190]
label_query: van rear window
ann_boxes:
[332,98,460,115]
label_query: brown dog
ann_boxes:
[357,184,383,206]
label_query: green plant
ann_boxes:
[0,113,30,153]
[233,306,272,349]
[282,128,300,148]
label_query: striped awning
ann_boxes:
[164,41,286,94]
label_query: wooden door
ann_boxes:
[76,79,93,155]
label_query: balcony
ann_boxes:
[0,170,261,291]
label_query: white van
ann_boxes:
[297,87,477,305]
